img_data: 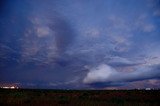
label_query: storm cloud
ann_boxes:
[83,64,160,87]
[0,0,160,89]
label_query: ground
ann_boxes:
[0,89,160,106]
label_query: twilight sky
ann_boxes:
[0,0,160,89]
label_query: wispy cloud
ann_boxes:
[0,0,160,89]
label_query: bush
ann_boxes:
[58,95,70,104]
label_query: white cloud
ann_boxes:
[143,24,155,32]
[135,14,156,32]
[153,10,160,16]
[36,26,51,37]
[83,64,118,84]
[84,28,100,38]
[83,64,160,85]
[107,56,142,67]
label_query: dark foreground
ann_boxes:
[0,89,160,106]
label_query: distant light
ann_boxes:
[10,86,15,89]
[145,88,151,90]
[2,87,9,89]
[1,86,18,89]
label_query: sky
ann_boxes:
[0,0,160,89]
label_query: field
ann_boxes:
[0,89,160,106]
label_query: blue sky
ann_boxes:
[0,0,160,89]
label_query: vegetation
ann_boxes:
[0,89,160,106]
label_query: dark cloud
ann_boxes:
[48,15,74,53]
[0,0,160,89]
[0,0,75,84]
[106,56,143,67]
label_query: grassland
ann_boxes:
[0,89,160,106]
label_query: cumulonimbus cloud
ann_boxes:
[83,64,160,86]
